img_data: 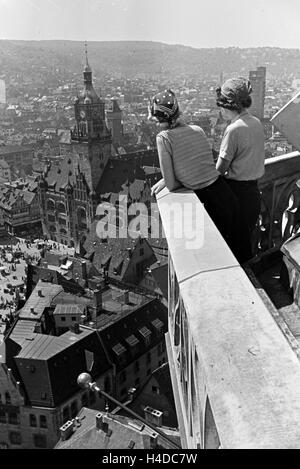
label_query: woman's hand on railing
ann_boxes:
[151,178,166,196]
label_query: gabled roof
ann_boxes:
[95,156,160,197]
[83,224,141,281]
[44,153,92,193]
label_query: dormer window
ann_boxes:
[138,326,152,346]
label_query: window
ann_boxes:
[61,317,66,322]
[5,392,11,405]
[0,410,6,423]
[71,316,76,322]
[8,413,19,425]
[40,392,47,400]
[47,200,55,211]
[9,432,22,445]
[33,434,47,448]
[40,415,47,429]
[57,202,66,214]
[30,414,37,427]
[152,386,160,395]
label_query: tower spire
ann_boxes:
[84,41,90,69]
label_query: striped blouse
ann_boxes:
[156,124,219,190]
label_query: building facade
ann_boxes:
[39,53,113,250]
[249,66,266,120]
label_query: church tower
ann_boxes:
[71,44,112,191]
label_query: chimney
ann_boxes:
[81,261,87,280]
[60,420,74,441]
[93,289,102,315]
[70,323,80,334]
[38,289,43,297]
[149,432,158,449]
[144,406,163,427]
[122,290,129,304]
[96,413,109,433]
[30,307,36,315]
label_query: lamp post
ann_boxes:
[77,372,181,449]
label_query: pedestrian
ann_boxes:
[215,77,265,263]
[150,89,240,257]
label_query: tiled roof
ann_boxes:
[0,185,37,210]
[83,224,140,281]
[53,303,85,316]
[95,155,160,197]
[44,153,93,193]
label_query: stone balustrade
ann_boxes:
[157,184,300,449]
[256,151,300,254]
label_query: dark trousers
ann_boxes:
[194,177,240,259]
[224,179,261,263]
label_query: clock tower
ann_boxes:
[71,44,112,192]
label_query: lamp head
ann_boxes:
[77,372,92,389]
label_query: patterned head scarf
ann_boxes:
[216,77,252,111]
[149,89,179,122]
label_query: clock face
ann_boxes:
[80,110,86,119]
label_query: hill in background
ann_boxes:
[0,40,300,82]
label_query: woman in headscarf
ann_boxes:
[150,89,239,258]
[216,77,265,263]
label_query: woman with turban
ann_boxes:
[150,89,239,258]
[216,78,265,263]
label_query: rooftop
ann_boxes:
[55,407,176,450]
[16,327,93,360]
[19,281,64,320]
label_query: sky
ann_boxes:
[0,0,299,49]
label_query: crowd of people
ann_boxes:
[150,77,266,265]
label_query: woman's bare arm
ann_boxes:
[156,135,182,191]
